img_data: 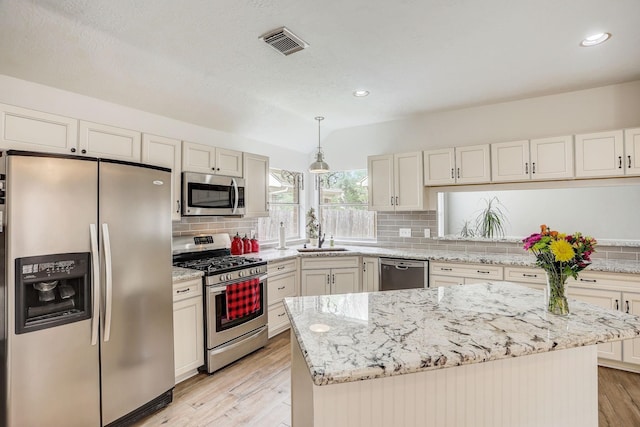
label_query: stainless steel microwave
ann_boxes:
[182,172,245,216]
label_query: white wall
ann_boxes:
[0,74,308,170]
[322,80,640,170]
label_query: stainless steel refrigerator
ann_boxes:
[0,150,175,426]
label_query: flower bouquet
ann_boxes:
[523,224,597,315]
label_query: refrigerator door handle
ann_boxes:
[102,223,114,342]
[231,178,239,214]
[89,224,100,346]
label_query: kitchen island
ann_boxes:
[284,282,640,427]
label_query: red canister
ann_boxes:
[243,234,252,254]
[231,232,244,255]
[251,235,260,253]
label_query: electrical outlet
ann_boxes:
[399,228,411,237]
[424,228,431,238]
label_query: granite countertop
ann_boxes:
[284,282,640,386]
[172,266,204,282]
[257,246,640,274]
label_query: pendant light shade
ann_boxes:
[309,116,329,173]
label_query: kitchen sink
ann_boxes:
[297,247,349,253]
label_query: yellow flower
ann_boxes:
[550,239,575,262]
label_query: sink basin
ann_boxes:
[297,247,349,253]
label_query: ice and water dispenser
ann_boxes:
[15,253,92,334]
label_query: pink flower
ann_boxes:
[523,233,542,250]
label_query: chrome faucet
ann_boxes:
[318,223,326,248]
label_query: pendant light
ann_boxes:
[308,116,330,174]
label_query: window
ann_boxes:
[257,168,302,242]
[319,170,376,241]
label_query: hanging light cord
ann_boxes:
[315,116,324,152]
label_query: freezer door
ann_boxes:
[5,153,101,427]
[98,160,174,425]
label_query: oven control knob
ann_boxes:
[226,274,232,281]
[238,271,244,277]
[250,268,255,275]
[220,275,226,281]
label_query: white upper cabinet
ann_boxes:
[141,134,182,221]
[575,130,624,178]
[492,136,574,182]
[79,121,141,162]
[182,141,243,177]
[491,140,530,182]
[424,144,490,185]
[455,144,491,184]
[423,148,455,185]
[529,135,574,180]
[243,152,269,218]
[624,128,640,176]
[0,103,78,155]
[368,152,423,211]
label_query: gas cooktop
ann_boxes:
[174,254,265,275]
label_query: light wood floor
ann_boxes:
[136,332,640,427]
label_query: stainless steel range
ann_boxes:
[173,234,268,374]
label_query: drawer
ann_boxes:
[268,271,297,304]
[301,256,360,270]
[268,302,290,332]
[268,258,297,276]
[173,278,202,302]
[430,262,503,281]
[504,266,546,285]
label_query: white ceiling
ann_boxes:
[1,0,639,153]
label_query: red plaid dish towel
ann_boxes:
[226,278,261,320]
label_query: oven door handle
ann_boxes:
[208,274,268,294]
[231,178,239,215]
[89,224,100,346]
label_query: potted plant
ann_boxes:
[306,207,319,247]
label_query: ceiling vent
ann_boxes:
[260,27,308,56]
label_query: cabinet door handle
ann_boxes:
[332,274,336,284]
[618,156,623,169]
[525,162,529,174]
[626,300,630,314]
[390,196,394,206]
[440,267,453,271]
[277,286,285,290]
[477,270,491,274]
[395,196,399,205]
[327,275,330,285]
[278,312,286,317]
[457,168,460,179]
[70,147,77,153]
[176,200,181,214]
[176,288,191,294]
[451,168,454,179]
[277,265,285,270]
[522,273,538,278]
[629,155,632,169]
[81,149,87,154]
[579,278,597,283]
[532,162,536,174]
[363,262,366,273]
[615,299,619,311]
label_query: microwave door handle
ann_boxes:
[231,178,239,214]
[102,223,113,342]
[89,224,100,346]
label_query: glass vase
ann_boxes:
[545,270,569,316]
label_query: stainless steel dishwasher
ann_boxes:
[379,258,429,291]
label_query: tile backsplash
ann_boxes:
[375,211,640,261]
[172,216,258,239]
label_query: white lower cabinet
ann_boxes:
[429,261,503,288]
[566,271,640,369]
[267,259,298,338]
[172,278,204,384]
[503,266,546,291]
[301,257,361,296]
[362,257,379,292]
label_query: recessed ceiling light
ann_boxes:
[580,32,611,47]
[353,90,370,97]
